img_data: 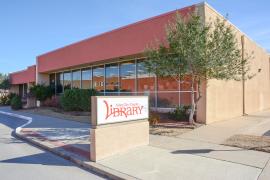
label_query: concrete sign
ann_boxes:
[95,96,149,125]
[90,96,149,161]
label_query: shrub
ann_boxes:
[149,113,160,125]
[30,84,53,102]
[0,94,8,105]
[0,93,16,105]
[169,105,190,121]
[60,89,97,111]
[43,96,60,107]
[10,95,22,110]
[6,93,16,105]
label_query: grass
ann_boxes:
[222,134,270,153]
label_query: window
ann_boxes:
[47,59,197,108]
[93,66,104,92]
[105,63,119,92]
[180,92,195,105]
[56,72,63,94]
[49,73,56,94]
[23,83,28,98]
[63,71,71,90]
[157,92,179,108]
[81,68,92,89]
[72,70,81,89]
[120,61,136,93]
[137,60,155,92]
[157,76,179,91]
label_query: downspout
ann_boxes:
[241,35,247,116]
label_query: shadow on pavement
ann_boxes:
[171,148,244,154]
[263,130,270,136]
[0,151,74,166]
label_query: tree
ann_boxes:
[0,74,10,90]
[144,13,253,124]
[29,84,53,102]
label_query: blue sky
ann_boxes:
[0,0,269,74]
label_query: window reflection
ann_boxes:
[120,61,135,92]
[49,73,56,94]
[180,92,195,105]
[82,68,92,89]
[180,75,197,91]
[137,60,155,92]
[63,71,71,90]
[56,73,63,94]
[105,63,119,92]
[93,66,104,92]
[137,92,155,107]
[47,60,196,108]
[157,76,179,91]
[72,70,81,89]
[157,92,179,108]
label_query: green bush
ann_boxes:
[60,89,97,111]
[169,105,190,121]
[30,84,53,102]
[10,95,22,110]
[6,93,16,105]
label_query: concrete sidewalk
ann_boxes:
[178,110,270,144]
[1,106,270,179]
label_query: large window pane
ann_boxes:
[72,70,81,89]
[137,60,155,92]
[157,76,179,91]
[56,72,63,94]
[180,75,197,91]
[82,68,92,89]
[137,92,155,107]
[120,61,135,92]
[157,92,179,108]
[23,83,28,98]
[49,73,56,94]
[105,63,119,92]
[93,66,104,92]
[180,92,196,105]
[63,71,71,90]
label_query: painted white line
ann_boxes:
[0,110,32,133]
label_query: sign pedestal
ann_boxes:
[90,96,149,162]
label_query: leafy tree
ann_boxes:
[144,13,253,124]
[0,74,10,90]
[29,84,53,102]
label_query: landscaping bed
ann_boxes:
[149,112,202,137]
[150,126,193,137]
[222,134,270,153]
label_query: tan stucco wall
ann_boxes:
[200,3,270,124]
[90,120,149,162]
[37,73,49,85]
[10,85,19,94]
[244,38,270,114]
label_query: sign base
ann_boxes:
[90,120,149,162]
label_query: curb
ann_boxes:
[1,110,137,180]
[15,132,135,180]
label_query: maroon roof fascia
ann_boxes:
[37,5,196,73]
